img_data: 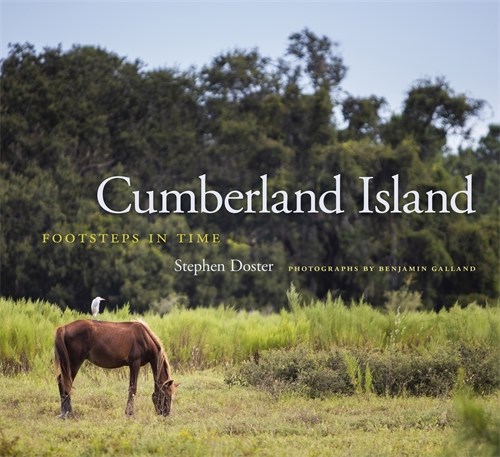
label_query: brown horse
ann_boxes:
[54,319,176,418]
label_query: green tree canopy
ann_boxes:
[1,35,498,312]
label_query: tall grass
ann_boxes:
[287,286,499,350]
[0,288,498,375]
[0,298,73,373]
[147,306,308,369]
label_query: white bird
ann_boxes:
[91,296,106,318]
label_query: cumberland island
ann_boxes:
[97,174,474,215]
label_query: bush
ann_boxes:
[226,345,499,398]
[225,346,330,396]
[384,285,424,312]
[360,348,460,396]
[458,344,500,395]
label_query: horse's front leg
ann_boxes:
[125,362,140,416]
[57,374,73,418]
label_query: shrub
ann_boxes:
[457,344,500,395]
[226,345,498,398]
[224,347,369,397]
[360,348,461,396]
[384,285,424,312]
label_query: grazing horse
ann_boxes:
[54,319,176,418]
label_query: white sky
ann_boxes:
[1,1,499,147]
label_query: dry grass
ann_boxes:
[2,368,497,457]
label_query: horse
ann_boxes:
[54,319,176,418]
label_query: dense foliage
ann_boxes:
[226,344,498,398]
[1,30,499,311]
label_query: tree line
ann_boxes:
[1,29,498,312]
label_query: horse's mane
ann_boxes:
[136,319,172,382]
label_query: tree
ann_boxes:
[341,95,386,141]
[286,28,347,91]
[383,78,484,159]
[1,39,497,311]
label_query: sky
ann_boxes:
[1,1,498,147]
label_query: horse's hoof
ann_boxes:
[59,410,73,419]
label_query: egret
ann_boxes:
[91,296,105,318]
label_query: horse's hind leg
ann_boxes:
[125,362,140,416]
[58,374,72,418]
[58,360,83,418]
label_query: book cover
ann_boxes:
[1,2,498,456]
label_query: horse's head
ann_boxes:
[152,379,176,416]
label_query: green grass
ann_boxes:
[1,293,498,374]
[3,368,497,457]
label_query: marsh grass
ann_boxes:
[1,293,498,376]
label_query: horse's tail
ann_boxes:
[55,325,72,393]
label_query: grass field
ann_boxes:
[0,296,498,456]
[2,367,498,457]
